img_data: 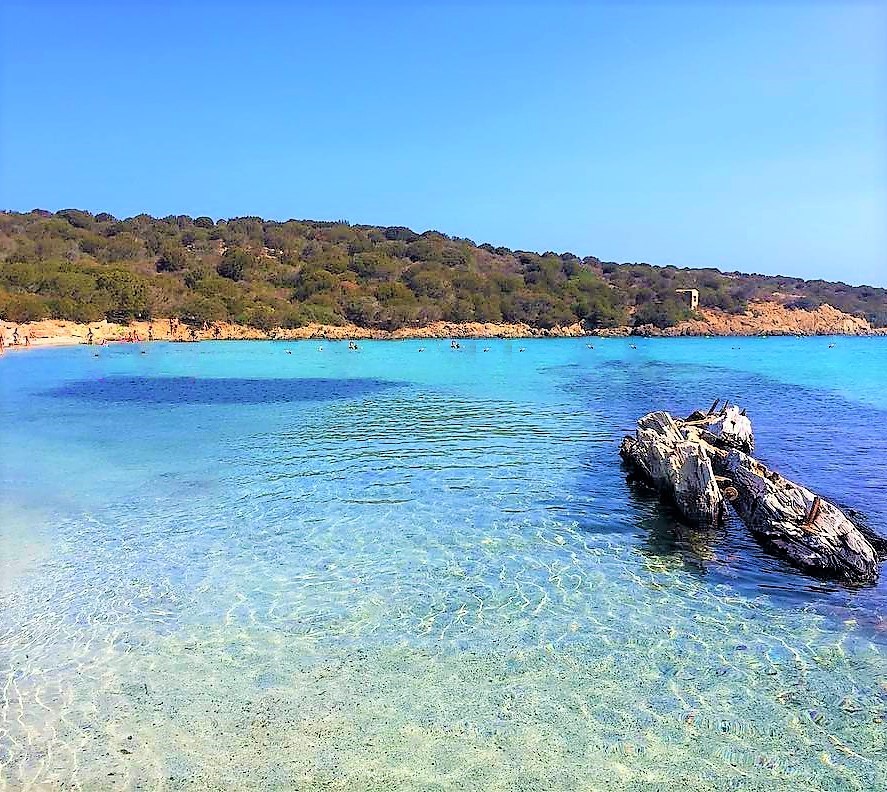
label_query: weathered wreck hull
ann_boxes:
[620,406,883,584]
[619,411,723,526]
[710,448,879,583]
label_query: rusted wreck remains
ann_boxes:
[620,402,884,584]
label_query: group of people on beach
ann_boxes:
[85,328,109,347]
[0,326,30,352]
[80,320,225,347]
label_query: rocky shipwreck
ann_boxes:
[620,402,885,584]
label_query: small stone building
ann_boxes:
[676,288,699,311]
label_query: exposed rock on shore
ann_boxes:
[631,301,882,337]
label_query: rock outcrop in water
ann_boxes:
[620,403,884,584]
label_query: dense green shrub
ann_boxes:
[633,299,692,329]
[0,289,51,322]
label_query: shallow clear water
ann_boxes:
[1,337,886,791]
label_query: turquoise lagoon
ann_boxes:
[1,336,886,790]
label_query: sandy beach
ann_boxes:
[0,318,588,350]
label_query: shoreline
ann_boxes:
[2,302,886,352]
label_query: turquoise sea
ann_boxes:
[1,336,886,790]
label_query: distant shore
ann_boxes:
[2,301,885,351]
[0,318,588,350]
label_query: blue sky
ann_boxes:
[1,2,885,285]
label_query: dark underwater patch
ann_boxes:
[46,376,403,405]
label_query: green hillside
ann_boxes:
[1,209,885,330]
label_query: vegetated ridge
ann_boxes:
[1,209,885,336]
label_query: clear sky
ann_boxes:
[1,2,885,285]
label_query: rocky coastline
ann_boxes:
[2,301,885,350]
